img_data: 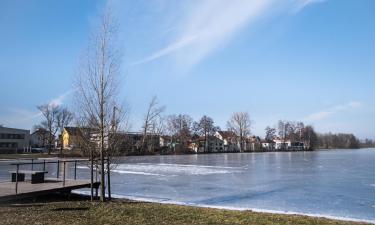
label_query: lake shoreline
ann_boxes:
[1,147,373,160]
[72,191,375,224]
[0,193,372,225]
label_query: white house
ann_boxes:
[215,131,239,152]
[273,138,304,150]
[191,136,224,153]
[261,140,275,150]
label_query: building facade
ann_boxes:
[0,126,30,153]
[215,131,239,152]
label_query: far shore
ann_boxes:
[0,193,372,225]
[0,147,373,160]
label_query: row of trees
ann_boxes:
[265,120,318,149]
[35,104,73,155]
[139,104,252,152]
[360,139,375,148]
[264,120,362,150]
[317,133,360,149]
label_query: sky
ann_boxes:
[0,0,374,139]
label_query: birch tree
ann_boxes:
[74,9,123,202]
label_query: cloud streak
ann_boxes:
[48,89,74,107]
[0,90,74,129]
[132,0,326,68]
[304,101,362,122]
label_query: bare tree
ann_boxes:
[37,103,60,154]
[193,115,220,152]
[166,114,193,152]
[265,126,276,141]
[227,112,251,152]
[56,107,74,156]
[141,96,165,153]
[74,8,123,202]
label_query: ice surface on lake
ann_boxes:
[1,149,375,223]
[112,163,244,176]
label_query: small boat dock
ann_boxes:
[0,159,100,202]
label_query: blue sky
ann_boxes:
[0,0,374,139]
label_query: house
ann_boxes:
[118,132,160,153]
[261,139,275,150]
[244,136,261,151]
[273,138,304,150]
[215,131,239,152]
[30,128,53,148]
[62,127,86,149]
[0,126,30,153]
[160,135,173,148]
[190,136,224,153]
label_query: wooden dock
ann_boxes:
[0,179,100,202]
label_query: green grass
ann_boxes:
[0,194,370,225]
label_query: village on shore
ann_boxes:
[0,119,365,156]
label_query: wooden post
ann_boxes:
[31,159,34,171]
[57,160,60,179]
[74,160,77,180]
[15,164,19,194]
[63,161,66,187]
[43,160,46,171]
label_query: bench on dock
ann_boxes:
[10,170,48,184]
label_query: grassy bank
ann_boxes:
[0,194,370,225]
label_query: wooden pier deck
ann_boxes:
[0,179,99,202]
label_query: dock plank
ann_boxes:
[0,179,99,201]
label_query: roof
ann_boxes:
[64,127,82,136]
[195,136,223,142]
[0,126,30,133]
[31,128,52,136]
[217,131,237,139]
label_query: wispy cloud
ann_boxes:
[292,0,326,13]
[131,0,326,68]
[0,90,74,129]
[304,101,362,122]
[48,89,74,107]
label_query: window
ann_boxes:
[0,133,25,139]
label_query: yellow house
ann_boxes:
[62,127,83,149]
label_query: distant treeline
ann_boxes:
[317,133,360,149]
[359,139,375,148]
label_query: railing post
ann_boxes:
[15,164,19,194]
[31,159,34,171]
[63,161,66,187]
[57,160,60,179]
[43,160,46,171]
[91,155,94,201]
[95,160,98,182]
[74,160,77,180]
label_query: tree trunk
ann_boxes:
[106,155,111,200]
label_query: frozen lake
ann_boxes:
[1,149,375,223]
